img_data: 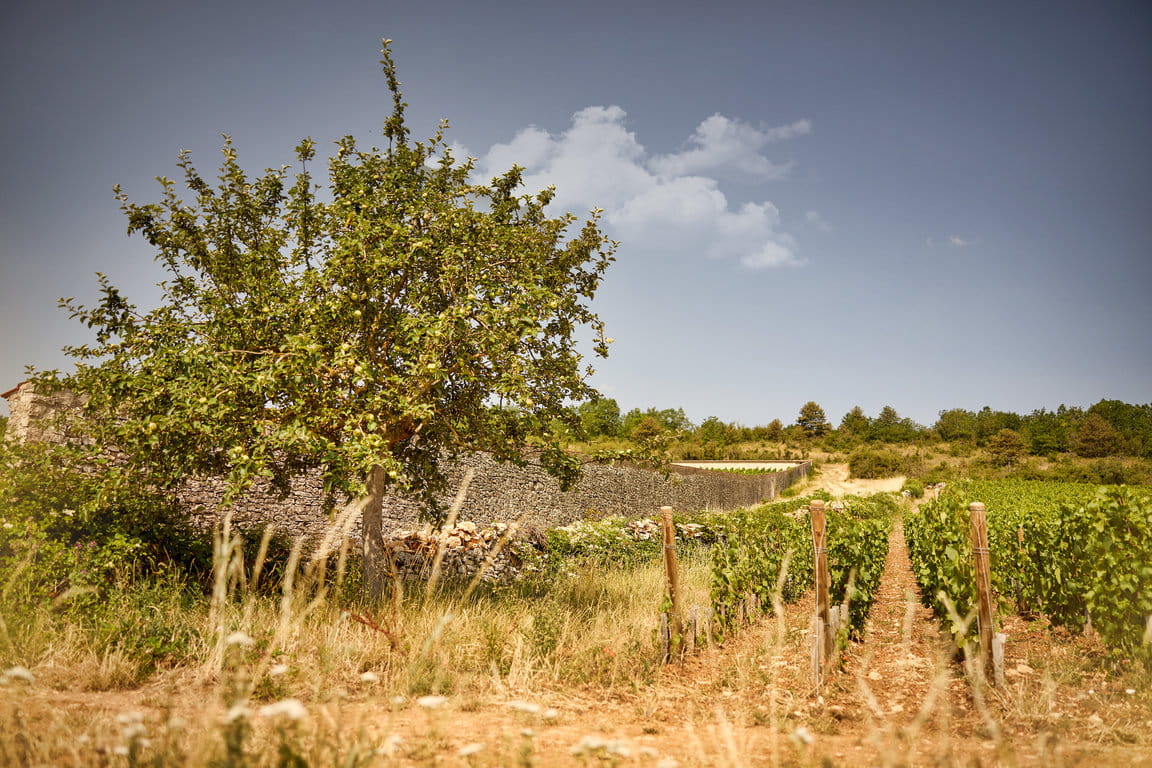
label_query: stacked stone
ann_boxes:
[382,521,525,583]
[622,518,710,543]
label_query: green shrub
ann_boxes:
[0,441,212,607]
[902,479,925,498]
[848,448,906,479]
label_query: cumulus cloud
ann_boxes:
[467,106,808,270]
[650,115,810,180]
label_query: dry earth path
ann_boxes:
[825,515,978,766]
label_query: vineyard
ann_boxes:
[906,480,1152,663]
[708,492,896,639]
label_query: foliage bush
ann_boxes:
[709,492,896,639]
[826,494,898,635]
[0,441,212,607]
[520,514,717,578]
[848,447,907,479]
[902,478,925,498]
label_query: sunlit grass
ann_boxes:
[0,511,717,765]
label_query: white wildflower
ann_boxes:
[656,758,681,768]
[222,703,251,724]
[120,721,148,740]
[790,726,814,746]
[542,708,559,722]
[571,736,630,757]
[1,666,34,684]
[390,695,407,707]
[225,631,255,647]
[457,742,484,757]
[268,664,290,677]
[258,699,308,721]
[506,700,541,714]
[359,671,380,683]
[416,695,447,709]
[376,734,403,756]
[521,728,535,738]
[112,746,129,756]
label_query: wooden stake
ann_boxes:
[992,632,1006,687]
[659,612,670,663]
[969,502,996,681]
[810,614,825,688]
[661,506,684,659]
[810,500,832,661]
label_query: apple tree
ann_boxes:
[44,42,616,595]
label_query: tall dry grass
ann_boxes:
[1,504,716,766]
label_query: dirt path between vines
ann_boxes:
[822,516,977,766]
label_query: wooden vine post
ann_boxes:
[968,502,997,681]
[661,506,684,660]
[810,500,832,663]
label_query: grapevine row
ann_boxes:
[905,480,1152,663]
[709,492,897,639]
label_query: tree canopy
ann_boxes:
[577,398,621,438]
[796,401,830,438]
[43,42,617,590]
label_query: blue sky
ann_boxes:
[2,0,1149,427]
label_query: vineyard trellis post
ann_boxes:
[810,499,832,663]
[661,506,684,660]
[969,502,997,682]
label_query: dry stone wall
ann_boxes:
[372,451,809,535]
[2,382,809,542]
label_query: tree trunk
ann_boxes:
[361,464,388,600]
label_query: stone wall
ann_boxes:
[162,452,808,541]
[372,451,809,534]
[2,382,809,541]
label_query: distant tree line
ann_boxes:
[570,397,1152,460]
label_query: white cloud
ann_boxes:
[468,106,808,270]
[926,235,979,249]
[649,115,809,180]
[805,210,832,231]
